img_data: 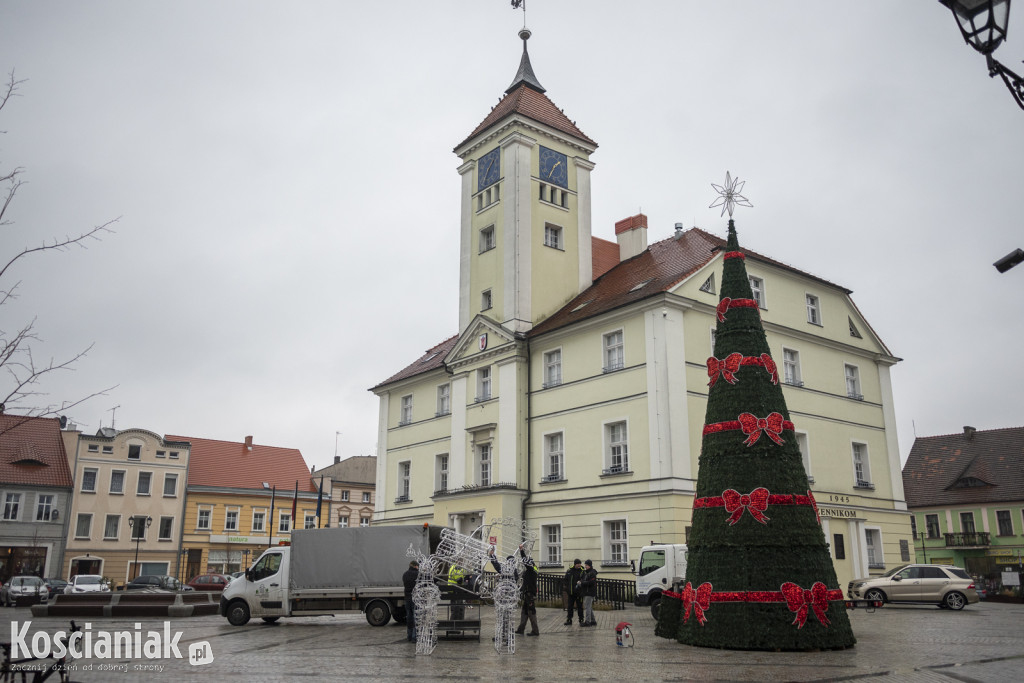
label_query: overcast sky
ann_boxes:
[2,1,1022,472]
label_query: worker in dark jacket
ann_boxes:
[580,559,598,626]
[564,558,586,625]
[403,560,419,642]
[514,545,540,636]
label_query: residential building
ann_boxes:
[63,427,190,585]
[0,415,75,582]
[311,455,376,528]
[172,434,318,580]
[370,29,911,589]
[903,426,1024,597]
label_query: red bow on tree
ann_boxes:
[681,581,713,625]
[716,297,732,322]
[737,412,786,446]
[760,353,778,384]
[722,488,771,525]
[781,582,831,628]
[707,353,743,387]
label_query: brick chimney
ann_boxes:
[615,213,648,261]
[244,435,253,451]
[963,426,976,440]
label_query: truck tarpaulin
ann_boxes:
[288,526,434,590]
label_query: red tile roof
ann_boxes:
[168,434,317,493]
[591,236,619,280]
[0,415,74,488]
[370,335,458,392]
[902,427,1024,507]
[456,83,597,151]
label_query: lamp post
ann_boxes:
[939,0,1024,110]
[128,515,152,580]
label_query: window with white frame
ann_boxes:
[305,512,316,529]
[103,514,120,540]
[2,493,21,521]
[252,510,266,533]
[158,516,173,540]
[362,492,370,503]
[436,453,449,492]
[197,506,212,530]
[478,443,492,486]
[699,274,715,294]
[477,366,492,401]
[748,276,765,308]
[341,490,350,502]
[75,513,92,539]
[155,450,166,458]
[110,470,125,494]
[606,520,629,564]
[437,384,450,415]
[795,432,812,482]
[400,395,413,425]
[360,516,370,527]
[783,348,801,386]
[81,468,98,493]
[544,224,563,249]
[605,422,629,473]
[852,442,871,486]
[544,432,564,481]
[865,528,883,568]
[102,446,113,454]
[163,473,178,497]
[338,514,349,528]
[845,364,862,400]
[225,508,239,531]
[398,461,411,501]
[996,510,1014,536]
[279,511,292,533]
[128,444,142,460]
[35,494,54,521]
[481,289,492,311]
[603,330,624,372]
[925,513,940,538]
[479,225,495,253]
[541,524,562,565]
[87,444,99,453]
[710,328,717,354]
[130,515,148,541]
[959,511,976,534]
[806,294,821,325]
[543,349,562,387]
[137,471,152,496]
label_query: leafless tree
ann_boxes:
[1,71,119,436]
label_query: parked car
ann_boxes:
[123,575,193,592]
[848,564,979,610]
[1,576,48,606]
[64,574,110,594]
[44,577,69,594]
[187,573,232,592]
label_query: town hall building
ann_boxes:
[370,28,912,588]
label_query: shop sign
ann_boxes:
[817,506,858,519]
[995,556,1022,565]
[986,548,1013,556]
[210,535,254,544]
[1002,571,1021,586]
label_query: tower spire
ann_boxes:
[505,28,545,94]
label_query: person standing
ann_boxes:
[403,560,419,642]
[580,559,598,626]
[564,558,585,625]
[514,545,540,636]
[447,561,466,620]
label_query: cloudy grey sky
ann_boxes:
[2,1,1022,471]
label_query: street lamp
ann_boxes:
[939,0,1024,110]
[128,515,152,580]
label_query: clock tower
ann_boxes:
[453,28,598,336]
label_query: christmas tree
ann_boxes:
[660,174,855,651]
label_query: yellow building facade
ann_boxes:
[372,30,912,590]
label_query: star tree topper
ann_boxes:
[710,172,753,218]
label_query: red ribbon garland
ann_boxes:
[693,489,819,526]
[675,582,844,628]
[723,251,745,260]
[681,581,713,625]
[703,412,795,446]
[716,297,760,322]
[706,353,778,387]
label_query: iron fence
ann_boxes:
[536,572,635,610]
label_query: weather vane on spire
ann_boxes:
[709,172,753,218]
[511,0,527,27]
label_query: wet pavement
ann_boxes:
[3,600,1023,681]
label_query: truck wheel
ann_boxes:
[226,600,251,626]
[650,596,662,620]
[365,599,391,627]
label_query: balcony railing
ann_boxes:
[944,531,990,547]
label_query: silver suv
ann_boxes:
[848,564,979,610]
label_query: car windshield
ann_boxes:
[881,565,910,578]
[78,576,102,585]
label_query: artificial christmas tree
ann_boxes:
[662,174,855,650]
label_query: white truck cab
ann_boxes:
[634,543,687,618]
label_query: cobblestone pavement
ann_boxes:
[3,600,1023,682]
